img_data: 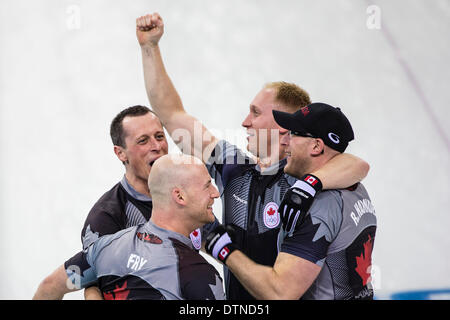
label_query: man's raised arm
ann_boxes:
[137,13,218,162]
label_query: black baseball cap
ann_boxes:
[273,102,354,153]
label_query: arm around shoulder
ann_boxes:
[312,153,370,190]
[225,250,321,300]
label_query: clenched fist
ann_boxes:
[136,13,164,48]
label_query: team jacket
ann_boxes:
[206,140,297,300]
[280,183,377,299]
[64,221,225,300]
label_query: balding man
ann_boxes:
[33,154,225,300]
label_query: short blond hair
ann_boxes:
[264,81,311,112]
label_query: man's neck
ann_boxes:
[257,150,286,172]
[125,173,151,198]
[150,209,192,238]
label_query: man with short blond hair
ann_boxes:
[136,12,370,300]
[263,81,312,113]
[206,103,377,300]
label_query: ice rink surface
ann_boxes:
[1,0,449,299]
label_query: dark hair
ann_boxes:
[110,105,155,148]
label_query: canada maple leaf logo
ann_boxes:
[355,235,373,286]
[192,230,198,237]
[103,281,130,300]
[301,106,310,116]
[263,202,280,228]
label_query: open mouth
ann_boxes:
[149,154,165,167]
[149,157,161,167]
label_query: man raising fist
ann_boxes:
[136,12,370,300]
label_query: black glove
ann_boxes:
[279,174,323,234]
[205,225,237,264]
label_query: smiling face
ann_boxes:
[148,154,220,236]
[281,132,315,179]
[184,164,220,225]
[241,88,289,161]
[115,112,169,186]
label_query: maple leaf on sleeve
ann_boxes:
[102,281,130,300]
[355,235,373,286]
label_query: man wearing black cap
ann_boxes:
[206,103,377,300]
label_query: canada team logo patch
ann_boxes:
[190,228,202,250]
[263,202,280,229]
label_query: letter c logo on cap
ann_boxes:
[328,132,340,144]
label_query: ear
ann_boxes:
[311,138,325,156]
[172,188,186,206]
[114,145,128,164]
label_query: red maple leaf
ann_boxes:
[103,291,114,300]
[103,281,130,300]
[301,106,310,116]
[355,235,373,286]
[192,230,198,237]
[267,208,275,216]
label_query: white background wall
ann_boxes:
[1,0,449,299]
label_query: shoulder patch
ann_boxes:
[136,232,163,244]
[190,228,202,250]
